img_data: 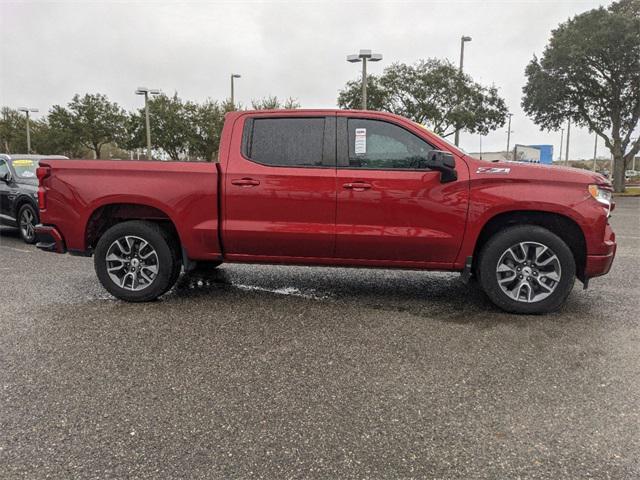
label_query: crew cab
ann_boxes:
[34,110,616,313]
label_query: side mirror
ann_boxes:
[426,150,457,183]
[1,172,12,184]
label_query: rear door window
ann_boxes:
[244,117,326,167]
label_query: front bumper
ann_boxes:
[35,224,66,254]
[585,223,616,278]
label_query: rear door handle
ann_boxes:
[231,178,260,187]
[343,182,372,191]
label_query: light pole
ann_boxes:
[18,107,38,153]
[454,35,472,146]
[347,49,383,110]
[593,133,598,172]
[559,128,564,162]
[135,87,160,160]
[506,113,513,160]
[230,73,241,109]
[565,119,571,165]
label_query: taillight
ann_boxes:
[36,165,51,210]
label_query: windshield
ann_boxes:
[412,122,468,156]
[11,159,38,179]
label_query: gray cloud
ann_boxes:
[1,0,616,159]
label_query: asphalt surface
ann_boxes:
[1,197,639,479]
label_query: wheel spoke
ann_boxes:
[536,254,559,267]
[497,263,515,273]
[541,271,560,282]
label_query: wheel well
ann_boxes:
[473,211,587,279]
[14,197,37,219]
[85,203,180,252]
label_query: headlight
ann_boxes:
[588,184,612,215]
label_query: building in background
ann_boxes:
[469,144,553,164]
[527,145,554,164]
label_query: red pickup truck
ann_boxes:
[35,109,616,313]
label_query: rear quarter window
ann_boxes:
[244,117,325,167]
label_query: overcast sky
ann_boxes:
[0,0,617,159]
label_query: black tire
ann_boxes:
[477,225,576,314]
[18,203,38,244]
[94,220,179,302]
[162,236,183,295]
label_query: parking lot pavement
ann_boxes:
[0,198,638,480]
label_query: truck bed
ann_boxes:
[37,159,222,260]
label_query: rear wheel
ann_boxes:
[94,221,179,302]
[478,225,576,314]
[18,204,38,244]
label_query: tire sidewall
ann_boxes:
[94,221,175,302]
[18,203,38,244]
[478,225,576,314]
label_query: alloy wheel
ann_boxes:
[20,208,36,241]
[105,236,159,291]
[496,241,562,303]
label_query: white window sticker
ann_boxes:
[354,128,367,155]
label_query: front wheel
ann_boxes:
[477,225,576,314]
[94,221,179,302]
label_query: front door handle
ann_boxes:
[343,181,372,191]
[231,178,260,187]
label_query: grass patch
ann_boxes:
[615,186,640,196]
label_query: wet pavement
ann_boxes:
[1,197,639,479]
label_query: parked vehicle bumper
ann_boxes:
[35,224,67,254]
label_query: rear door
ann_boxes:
[335,114,469,265]
[223,114,337,259]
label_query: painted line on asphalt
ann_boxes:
[0,245,32,253]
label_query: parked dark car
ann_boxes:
[0,154,67,243]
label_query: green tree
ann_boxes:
[188,99,234,162]
[337,59,508,138]
[251,95,301,110]
[50,94,128,159]
[129,93,193,161]
[37,106,87,157]
[337,76,387,112]
[522,0,640,192]
[0,108,27,153]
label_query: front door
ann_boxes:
[335,116,469,266]
[0,159,14,224]
[223,114,337,259]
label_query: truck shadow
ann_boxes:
[169,264,545,324]
[0,226,20,239]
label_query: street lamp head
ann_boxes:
[231,73,241,79]
[135,87,160,95]
[347,50,383,62]
[462,35,472,42]
[18,107,38,113]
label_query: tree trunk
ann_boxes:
[613,152,626,193]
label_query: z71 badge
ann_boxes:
[476,167,511,174]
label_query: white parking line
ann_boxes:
[0,245,32,253]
